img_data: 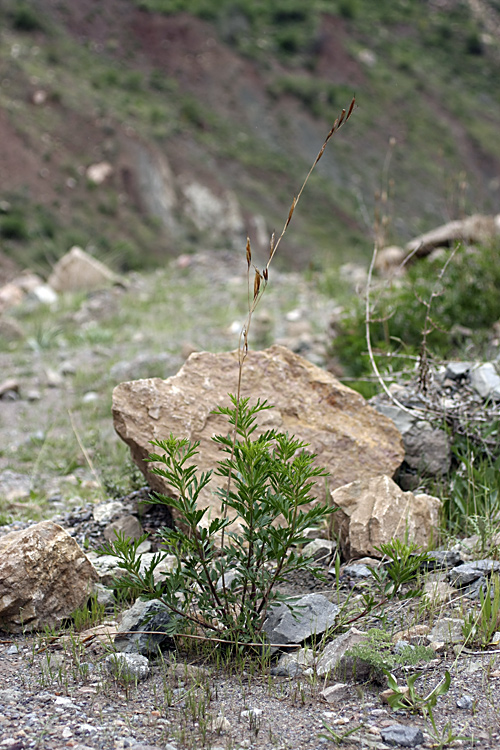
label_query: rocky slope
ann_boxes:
[1,0,500,277]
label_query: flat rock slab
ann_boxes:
[262,593,339,646]
[112,345,403,523]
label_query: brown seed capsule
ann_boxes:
[285,198,296,229]
[246,237,251,269]
[347,96,356,119]
[253,269,261,299]
[269,232,275,257]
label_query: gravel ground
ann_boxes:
[2,253,500,749]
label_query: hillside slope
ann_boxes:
[0,0,499,277]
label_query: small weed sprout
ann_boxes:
[368,537,432,599]
[462,574,500,648]
[384,669,451,714]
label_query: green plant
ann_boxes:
[345,628,434,682]
[445,443,500,540]
[424,706,471,750]
[368,537,432,599]
[384,669,451,714]
[0,213,29,240]
[319,721,362,745]
[9,3,45,31]
[462,574,500,649]
[71,592,106,632]
[332,239,500,383]
[102,395,334,646]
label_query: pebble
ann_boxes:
[456,695,474,709]
[380,724,424,747]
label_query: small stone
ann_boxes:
[273,661,303,677]
[45,368,64,387]
[456,695,473,710]
[445,362,472,381]
[340,563,373,579]
[209,716,231,732]
[103,514,143,542]
[394,640,414,654]
[320,683,350,703]
[380,724,424,747]
[82,391,99,402]
[449,560,500,587]
[93,501,126,524]
[114,599,174,655]
[302,538,336,563]
[429,618,464,644]
[470,362,500,400]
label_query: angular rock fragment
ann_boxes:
[331,475,441,559]
[262,593,339,647]
[0,521,98,632]
[48,246,121,292]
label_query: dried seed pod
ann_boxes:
[253,269,262,299]
[246,237,251,270]
[269,231,275,257]
[285,198,296,229]
[347,96,356,119]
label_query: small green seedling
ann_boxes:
[319,720,363,745]
[384,669,451,714]
[462,573,500,649]
[369,537,431,599]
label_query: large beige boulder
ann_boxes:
[48,246,120,292]
[112,346,404,524]
[0,521,98,632]
[331,475,441,560]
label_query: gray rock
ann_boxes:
[302,538,336,563]
[403,421,451,476]
[461,576,488,599]
[470,362,500,400]
[320,683,350,703]
[104,652,150,682]
[103,514,144,543]
[272,647,314,677]
[449,560,500,587]
[445,362,472,381]
[339,563,373,579]
[93,501,127,524]
[315,627,368,678]
[425,550,462,570]
[394,640,414,654]
[86,553,126,586]
[371,402,416,436]
[262,593,339,647]
[456,695,473,710]
[270,661,303,677]
[114,599,174,655]
[429,618,464,644]
[380,724,424,747]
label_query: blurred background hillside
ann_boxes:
[0,0,499,278]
